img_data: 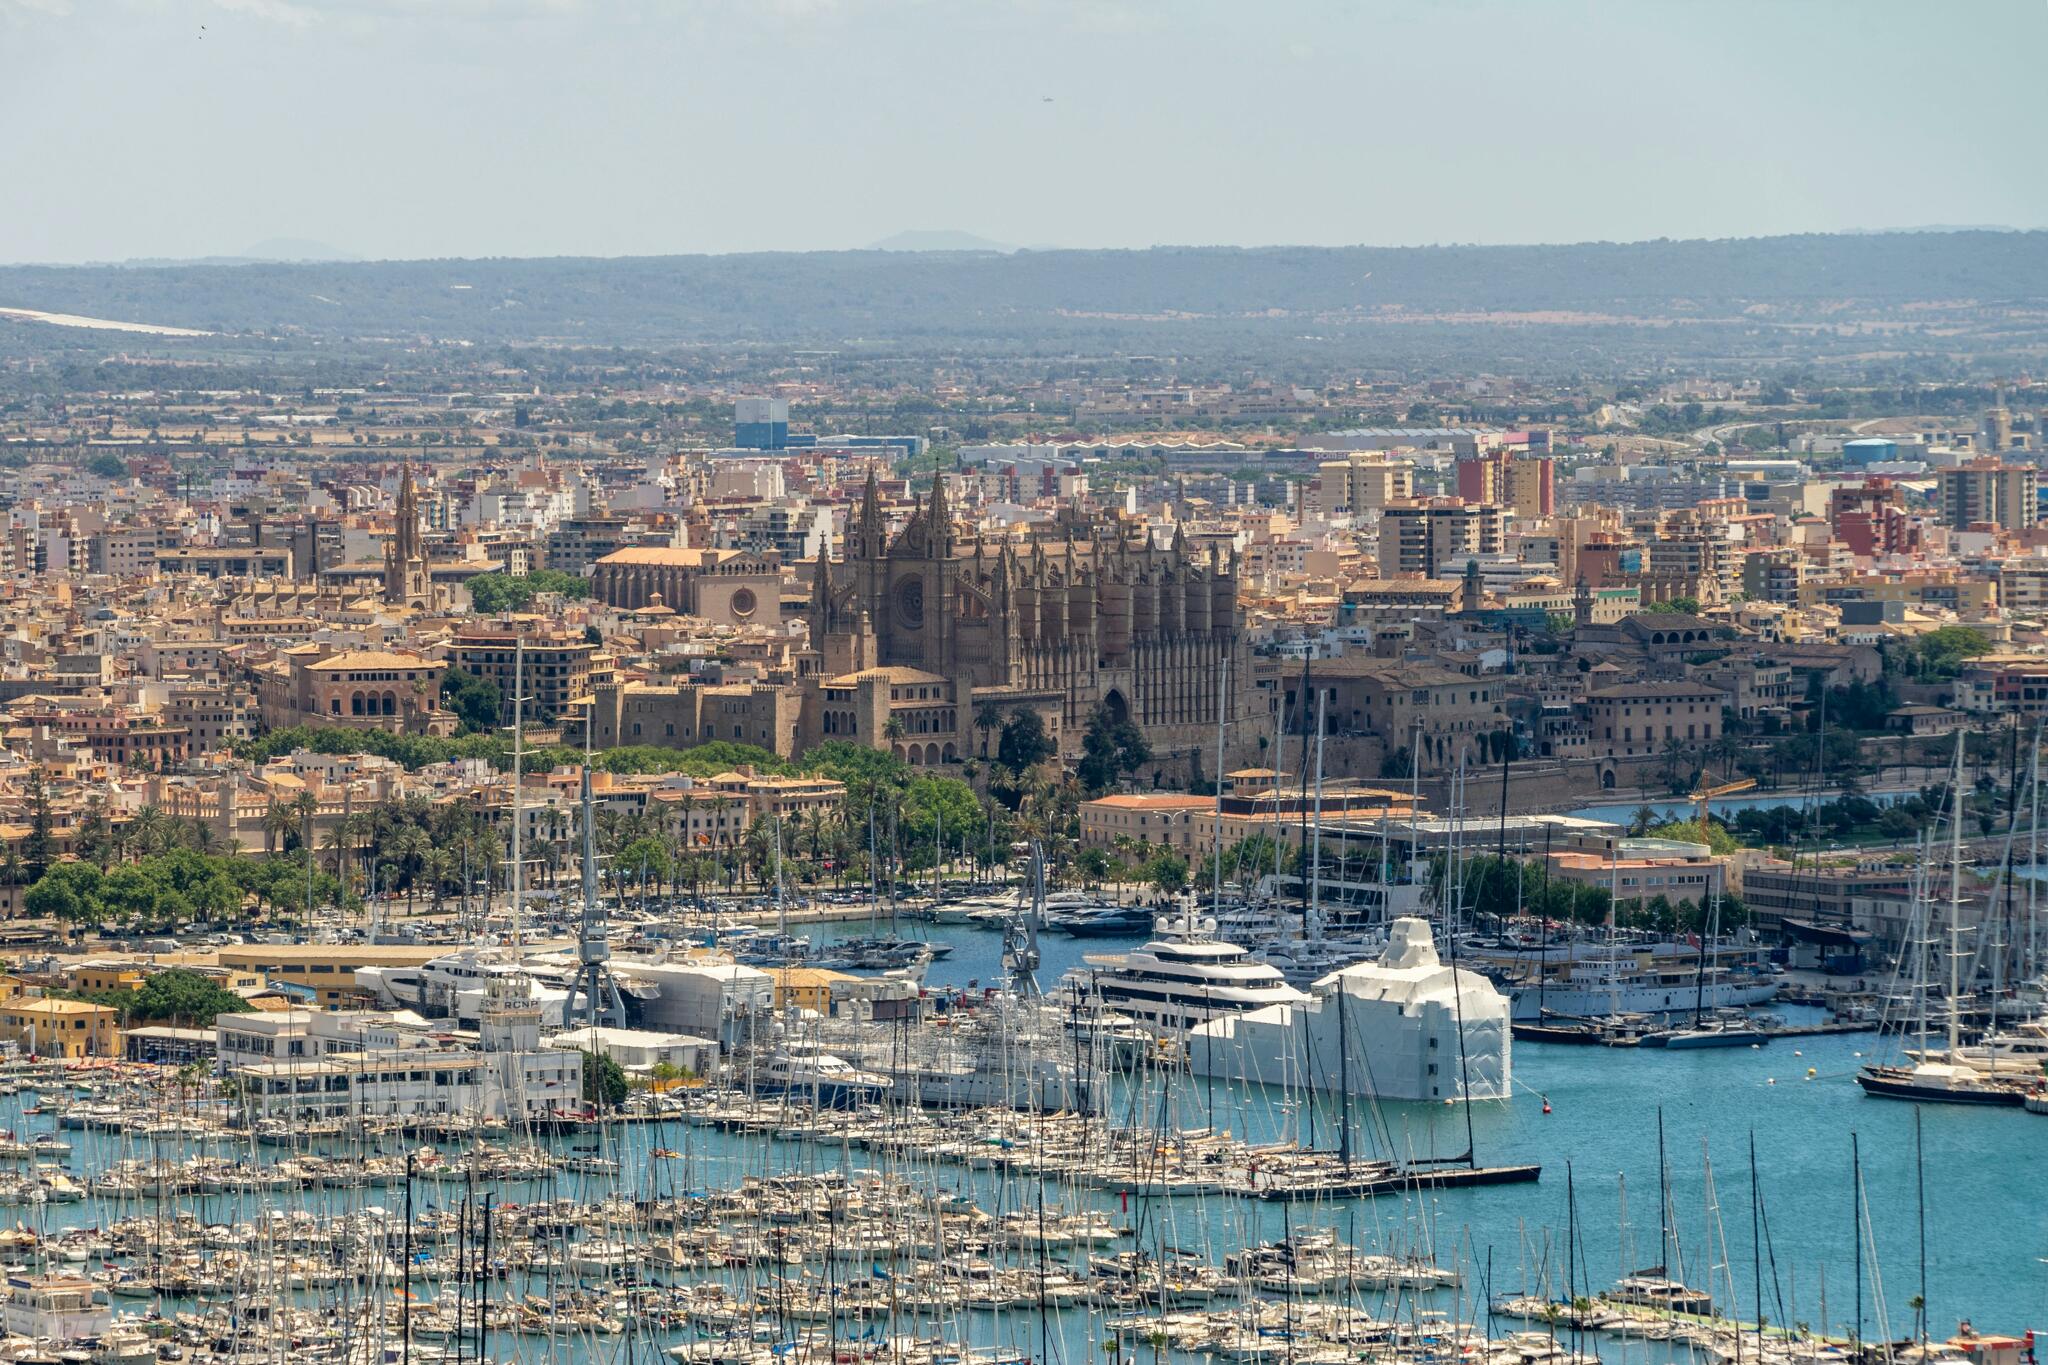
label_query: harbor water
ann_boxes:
[827,921,2048,1338]
[5,918,2038,1362]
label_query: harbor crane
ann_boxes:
[1686,777,1756,832]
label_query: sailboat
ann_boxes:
[1859,739,2031,1106]
[1642,892,1771,1049]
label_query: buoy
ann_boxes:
[1767,1077,1776,1085]
[1807,1067,1818,1078]
[1793,1050,1803,1057]
[1541,1100,1552,1115]
[1750,1043,1761,1050]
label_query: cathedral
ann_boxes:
[802,472,1262,774]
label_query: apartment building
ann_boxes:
[1379,501,1503,577]
[449,629,615,721]
[1937,460,2037,530]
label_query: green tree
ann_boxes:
[1075,703,1151,794]
[974,701,1005,759]
[1143,848,1189,897]
[20,771,55,882]
[467,569,591,614]
[1901,627,1993,682]
[125,969,255,1026]
[24,862,104,926]
[997,709,1057,773]
[582,1050,629,1109]
[440,666,502,734]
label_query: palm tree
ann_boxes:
[392,826,432,915]
[261,801,294,857]
[974,701,1004,759]
[290,791,319,858]
[420,847,456,913]
[131,805,168,859]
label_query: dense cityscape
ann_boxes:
[1,1,2046,1360]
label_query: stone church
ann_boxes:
[800,472,1263,775]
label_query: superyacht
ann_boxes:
[1070,914,1309,1037]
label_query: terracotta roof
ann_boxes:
[824,667,950,686]
[1086,795,1213,811]
[306,651,435,671]
[593,548,715,567]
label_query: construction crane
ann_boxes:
[1687,777,1756,832]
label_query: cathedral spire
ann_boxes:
[811,546,833,606]
[858,469,883,558]
[926,471,951,558]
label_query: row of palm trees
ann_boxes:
[35,742,1105,916]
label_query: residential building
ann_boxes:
[1937,459,2038,530]
[0,998,120,1059]
[1380,500,1504,577]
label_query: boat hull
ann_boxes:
[1855,1069,2025,1106]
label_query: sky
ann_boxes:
[2,0,2044,265]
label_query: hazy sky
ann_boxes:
[3,0,2044,264]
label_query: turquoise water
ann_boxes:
[828,923,2048,1340]
[17,920,2042,1358]
[1570,790,1919,827]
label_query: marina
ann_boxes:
[0,902,2030,1365]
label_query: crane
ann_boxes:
[1686,777,1755,833]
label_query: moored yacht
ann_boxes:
[750,1046,893,1107]
[1072,920,1308,1037]
[1508,945,1778,1022]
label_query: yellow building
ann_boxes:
[63,961,148,995]
[214,945,443,1010]
[0,999,120,1060]
[766,966,856,1016]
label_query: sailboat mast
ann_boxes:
[1656,1107,1670,1276]
[511,639,524,956]
[1949,738,1966,1058]
[2031,726,2042,990]
[1212,649,1229,920]
[1307,692,1327,945]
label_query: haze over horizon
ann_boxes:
[2,0,2045,267]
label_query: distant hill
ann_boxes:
[238,237,359,263]
[81,238,361,269]
[865,230,1019,253]
[4,232,2046,368]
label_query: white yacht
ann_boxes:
[751,1046,893,1106]
[1073,921,1308,1037]
[1189,917,1511,1103]
[1509,945,1779,1022]
[1905,1015,2048,1077]
[357,944,574,1025]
